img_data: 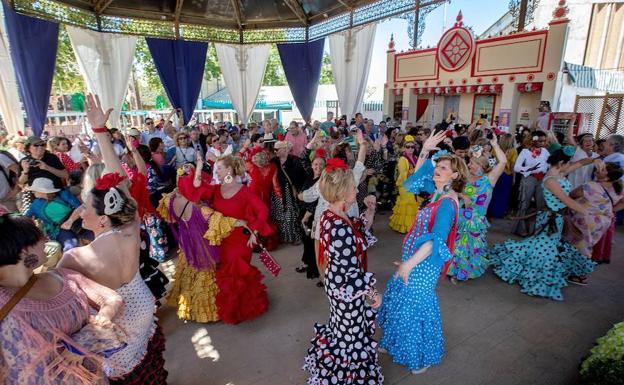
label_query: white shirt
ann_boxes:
[568,146,599,189]
[302,161,366,239]
[7,148,24,162]
[140,129,168,145]
[514,147,550,177]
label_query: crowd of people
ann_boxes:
[0,94,623,384]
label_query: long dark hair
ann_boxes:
[0,215,44,266]
[605,162,623,195]
[137,144,163,178]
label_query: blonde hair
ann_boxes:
[435,154,469,193]
[82,163,105,201]
[499,133,515,153]
[319,167,354,204]
[470,154,492,173]
[218,154,245,177]
[47,136,70,152]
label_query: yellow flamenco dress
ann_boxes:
[389,155,423,233]
[158,192,236,323]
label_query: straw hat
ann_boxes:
[28,178,60,194]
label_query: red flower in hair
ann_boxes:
[315,148,327,159]
[277,134,285,141]
[95,173,126,190]
[325,158,348,172]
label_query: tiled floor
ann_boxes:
[159,214,624,385]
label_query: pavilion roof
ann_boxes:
[10,0,446,43]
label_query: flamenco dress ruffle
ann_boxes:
[215,250,269,325]
[489,211,594,301]
[303,274,383,385]
[378,232,452,370]
[447,210,490,281]
[389,187,422,233]
[167,250,220,323]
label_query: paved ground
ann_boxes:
[158,212,624,385]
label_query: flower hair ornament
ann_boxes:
[431,149,450,166]
[95,173,126,216]
[471,145,483,158]
[325,158,348,172]
[562,145,576,157]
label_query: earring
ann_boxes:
[224,174,234,184]
[443,183,452,193]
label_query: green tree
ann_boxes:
[262,44,287,86]
[319,52,334,85]
[204,43,221,82]
[52,25,85,99]
[133,38,168,109]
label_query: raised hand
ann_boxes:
[85,93,112,129]
[422,130,446,153]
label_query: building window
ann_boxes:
[472,94,497,124]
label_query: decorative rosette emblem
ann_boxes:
[476,194,487,206]
[464,185,476,197]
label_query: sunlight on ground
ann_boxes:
[192,327,220,361]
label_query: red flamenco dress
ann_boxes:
[206,184,274,324]
[247,155,280,251]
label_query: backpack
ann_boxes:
[0,150,18,189]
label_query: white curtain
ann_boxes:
[0,6,23,134]
[67,26,137,128]
[214,43,270,124]
[329,23,377,120]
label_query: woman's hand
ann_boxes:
[85,93,112,129]
[234,219,247,227]
[90,314,113,329]
[364,195,377,211]
[422,130,446,153]
[490,132,499,147]
[393,261,414,285]
[355,130,365,146]
[20,159,31,173]
[593,158,605,174]
[195,150,204,167]
[368,292,382,309]
[247,230,258,248]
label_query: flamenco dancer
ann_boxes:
[447,135,506,283]
[378,132,467,374]
[303,158,383,385]
[389,135,422,233]
[59,94,167,384]
[207,155,274,324]
[157,155,236,323]
[489,147,597,300]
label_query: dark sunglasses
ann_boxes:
[404,145,416,149]
[32,143,46,148]
[178,136,188,140]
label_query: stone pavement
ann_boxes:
[158,214,624,385]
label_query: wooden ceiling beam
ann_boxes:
[283,0,308,26]
[94,0,114,14]
[174,0,184,38]
[229,0,244,29]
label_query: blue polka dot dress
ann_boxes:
[303,210,384,385]
[377,198,458,371]
[489,177,595,300]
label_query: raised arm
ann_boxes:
[488,134,507,185]
[125,134,147,176]
[85,94,126,178]
[566,117,577,146]
[416,130,446,172]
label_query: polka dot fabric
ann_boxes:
[377,198,457,371]
[303,210,383,385]
[489,177,595,301]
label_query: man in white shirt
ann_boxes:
[140,117,168,145]
[512,130,550,236]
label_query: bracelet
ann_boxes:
[92,127,108,133]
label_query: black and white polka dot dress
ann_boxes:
[303,210,384,385]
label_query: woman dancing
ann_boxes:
[489,147,597,299]
[208,155,274,324]
[303,158,383,385]
[378,138,467,374]
[58,94,167,384]
[447,135,506,283]
[158,156,233,323]
[389,135,422,233]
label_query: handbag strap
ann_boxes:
[0,274,38,322]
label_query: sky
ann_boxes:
[361,0,510,99]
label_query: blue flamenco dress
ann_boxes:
[489,177,595,301]
[378,197,458,371]
[447,175,492,281]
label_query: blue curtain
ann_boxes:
[277,38,325,122]
[145,38,208,123]
[3,3,59,137]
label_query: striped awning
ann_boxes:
[564,62,624,92]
